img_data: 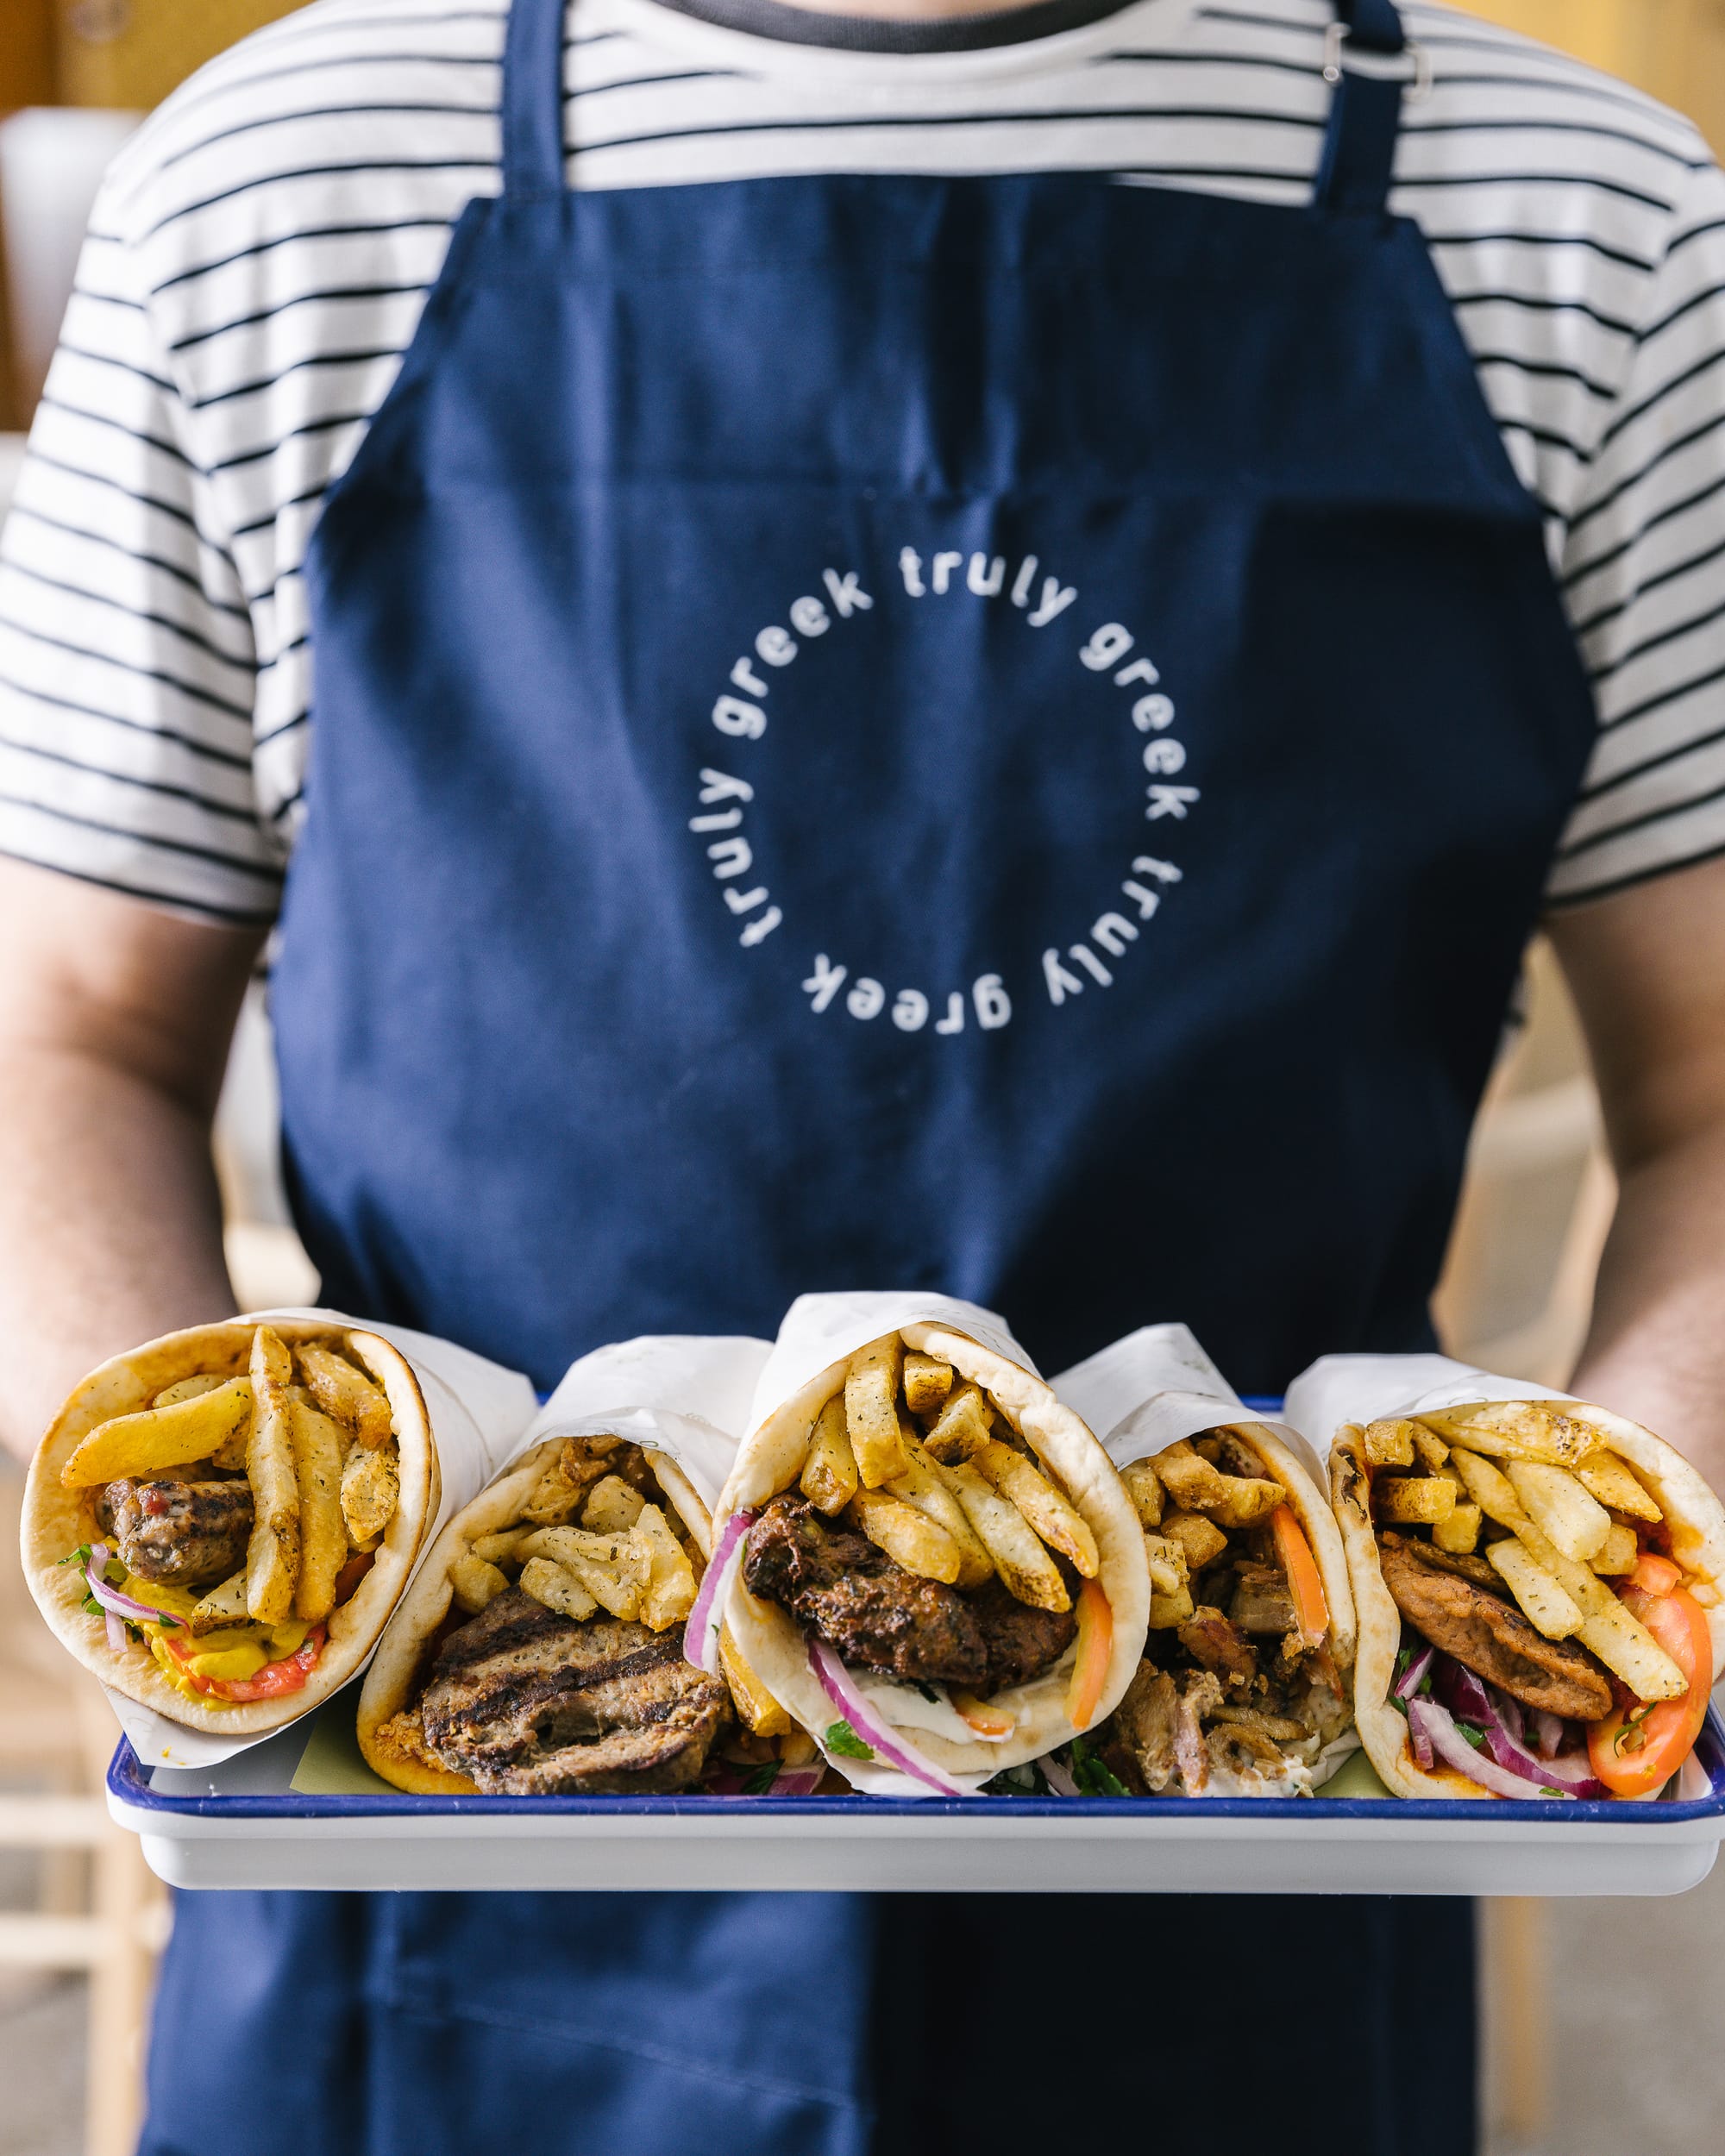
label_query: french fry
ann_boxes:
[1120,1457,1164,1529]
[944,1463,1070,1611]
[969,1436,1100,1577]
[245,1328,300,1625]
[296,1343,393,1448]
[1416,1401,1592,1468]
[448,1550,510,1614]
[1432,1501,1483,1556]
[1455,1452,1621,1621]
[1577,1451,1663,1524]
[719,1624,793,1737]
[289,1396,348,1623]
[1148,1583,1195,1630]
[635,1503,698,1630]
[847,1486,961,1585]
[152,1374,230,1409]
[1578,1599,1689,1702]
[518,1556,598,1623]
[1162,1508,1228,1575]
[60,1378,254,1488]
[1372,1476,1456,1526]
[520,1438,612,1525]
[902,1352,953,1417]
[1142,1532,1189,1600]
[583,1474,645,1534]
[1505,1460,1611,1564]
[1363,1419,1417,1469]
[920,1382,994,1465]
[341,1440,398,1547]
[1593,1522,1640,1576]
[190,1567,249,1636]
[1157,1440,1284,1530]
[800,1394,860,1516]
[471,1527,532,1567]
[518,1526,647,1620]
[845,1337,913,1488]
[888,1434,994,1589]
[1410,1426,1452,1472]
[1487,1539,1584,1639]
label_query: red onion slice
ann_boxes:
[1039,1753,1081,1798]
[85,1545,179,1628]
[1394,1644,1434,1702]
[1529,1708,1566,1760]
[686,1508,756,1676]
[1408,1698,1566,1801]
[768,1768,825,1797]
[807,1638,970,1797]
[1477,1692,1606,1796]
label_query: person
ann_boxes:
[3,0,1724,2147]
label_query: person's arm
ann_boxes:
[1548,853,1725,1487]
[0,856,265,1463]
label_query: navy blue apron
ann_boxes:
[141,0,1589,2147]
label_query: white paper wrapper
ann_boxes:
[518,1332,774,1530]
[104,1307,539,1770]
[737,1290,1045,1799]
[1053,1322,1327,1495]
[1283,1352,1576,1457]
[1050,1323,1356,1797]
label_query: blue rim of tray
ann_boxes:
[106,1708,1725,1822]
[101,1391,1725,1826]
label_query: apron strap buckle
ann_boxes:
[1322,21,1435,103]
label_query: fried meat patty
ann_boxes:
[420,1588,730,1795]
[743,1494,1076,1691]
[1379,1535,1614,1721]
[102,1476,253,1588]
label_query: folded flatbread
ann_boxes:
[23,1319,436,1738]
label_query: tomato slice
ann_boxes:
[1630,1552,1682,1597]
[203,1626,325,1703]
[1589,1587,1712,1798]
[1066,1580,1113,1730]
[1271,1506,1329,1647]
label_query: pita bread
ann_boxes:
[1332,1406,1725,1801]
[357,1437,714,1794]
[720,1320,1151,1777]
[22,1319,436,1739]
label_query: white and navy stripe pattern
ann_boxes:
[4,0,1725,919]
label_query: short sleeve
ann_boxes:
[0,170,282,924]
[1548,156,1725,908]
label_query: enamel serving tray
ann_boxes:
[108,1707,1725,1897]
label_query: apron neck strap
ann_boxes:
[503,0,568,201]
[1314,0,1414,218]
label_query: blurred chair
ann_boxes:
[0,1466,168,2156]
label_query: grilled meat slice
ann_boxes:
[743,1495,1077,1692]
[744,1493,988,1688]
[969,1576,1076,1691]
[1382,1530,1502,1593]
[104,1476,253,1588]
[420,1589,729,1794]
[1378,1536,1613,1720]
[1176,1606,1258,1688]
[1230,1562,1297,1636]
[1107,1664,1179,1794]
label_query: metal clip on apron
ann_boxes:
[141,0,1595,2149]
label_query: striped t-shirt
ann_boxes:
[4,0,1725,924]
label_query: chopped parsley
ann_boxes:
[913,1682,940,1704]
[824,1720,875,1762]
[741,1761,781,1796]
[1070,1735,1129,1799]
[58,1545,93,1569]
[1456,1721,1487,1751]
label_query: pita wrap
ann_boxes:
[359,1333,772,1795]
[1048,1324,1357,1798]
[23,1318,436,1741]
[1298,1356,1725,1802]
[718,1294,1150,1795]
